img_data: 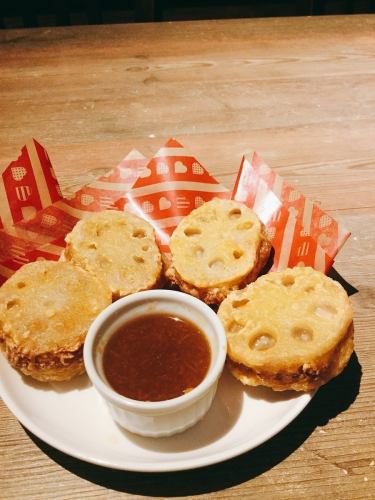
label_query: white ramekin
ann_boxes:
[83,289,227,438]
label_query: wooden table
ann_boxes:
[1,14,375,499]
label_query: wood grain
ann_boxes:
[0,14,375,499]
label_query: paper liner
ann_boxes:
[232,153,350,272]
[123,138,230,252]
[0,144,148,284]
[0,139,62,231]
[0,138,350,284]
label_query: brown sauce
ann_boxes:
[102,313,211,402]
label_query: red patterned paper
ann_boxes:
[0,139,62,230]
[232,154,350,272]
[124,138,230,252]
[0,138,350,284]
[0,144,148,284]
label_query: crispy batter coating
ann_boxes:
[218,267,354,391]
[165,199,271,304]
[0,261,112,381]
[64,210,162,299]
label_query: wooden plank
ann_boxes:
[0,15,374,499]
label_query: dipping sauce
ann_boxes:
[102,313,211,402]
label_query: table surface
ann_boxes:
[1,14,374,499]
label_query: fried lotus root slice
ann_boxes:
[0,261,112,382]
[64,210,162,299]
[218,266,354,391]
[165,199,271,304]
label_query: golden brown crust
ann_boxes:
[227,322,354,391]
[64,210,162,299]
[166,229,271,304]
[5,344,85,382]
[165,200,271,304]
[0,260,112,381]
[218,266,354,391]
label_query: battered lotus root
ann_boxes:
[218,267,354,391]
[64,210,162,299]
[0,261,112,382]
[165,199,271,304]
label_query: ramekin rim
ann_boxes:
[83,289,227,413]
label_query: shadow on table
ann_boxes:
[328,267,359,296]
[25,352,362,497]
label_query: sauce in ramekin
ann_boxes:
[102,313,211,402]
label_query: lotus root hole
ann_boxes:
[292,327,313,342]
[195,246,204,258]
[133,256,145,264]
[282,275,295,287]
[314,304,337,319]
[250,333,276,351]
[142,245,149,251]
[236,221,253,230]
[232,298,249,308]
[96,224,108,237]
[98,256,110,268]
[208,258,223,270]
[227,321,242,334]
[228,208,242,219]
[184,227,201,237]
[132,229,146,238]
[16,282,26,289]
[6,299,19,309]
[233,249,243,260]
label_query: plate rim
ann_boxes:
[0,363,313,473]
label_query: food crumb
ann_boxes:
[370,461,374,466]
[364,477,368,482]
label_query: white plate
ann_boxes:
[0,355,312,472]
